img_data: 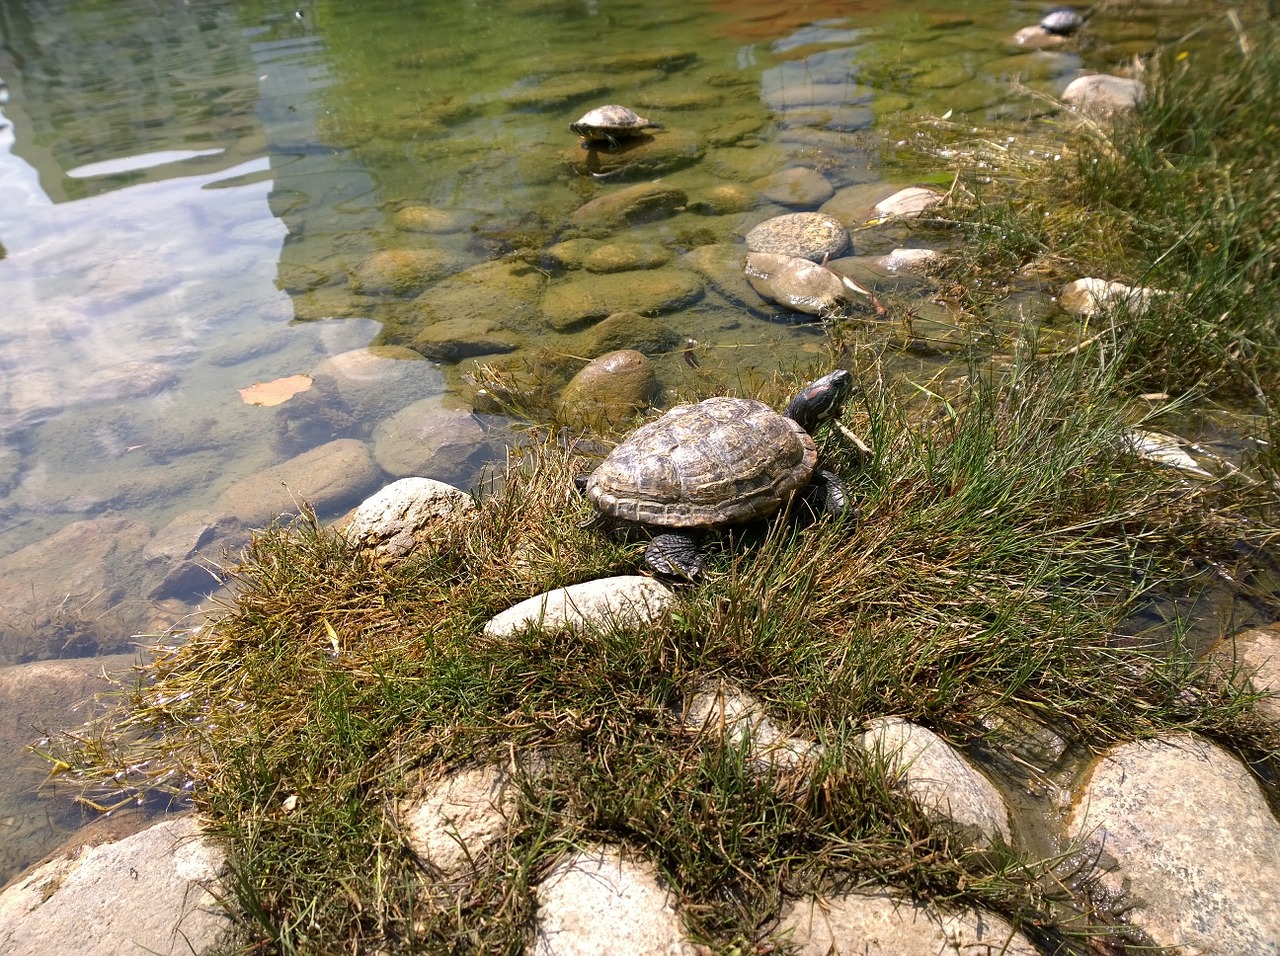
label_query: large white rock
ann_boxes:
[532,845,696,956]
[482,576,674,639]
[1066,735,1280,955]
[1062,74,1144,113]
[343,477,475,563]
[778,888,1040,955]
[0,815,230,956]
[685,683,818,775]
[873,186,943,220]
[860,717,1011,847]
[1058,277,1160,317]
[398,763,515,877]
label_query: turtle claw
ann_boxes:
[646,532,703,579]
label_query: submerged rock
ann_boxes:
[1066,735,1280,955]
[562,128,703,180]
[372,402,491,486]
[214,439,382,528]
[350,248,463,296]
[568,182,688,232]
[581,312,682,357]
[753,167,834,208]
[541,269,703,331]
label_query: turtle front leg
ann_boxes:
[646,531,703,578]
[802,469,853,520]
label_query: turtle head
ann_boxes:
[782,369,855,433]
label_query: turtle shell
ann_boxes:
[587,397,818,529]
[571,104,651,134]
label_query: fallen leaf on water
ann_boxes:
[239,373,313,407]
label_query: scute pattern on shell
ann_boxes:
[573,104,651,133]
[587,397,818,529]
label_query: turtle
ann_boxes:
[1040,6,1085,35]
[585,369,856,577]
[569,104,661,150]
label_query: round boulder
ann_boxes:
[557,349,658,430]
[745,212,849,262]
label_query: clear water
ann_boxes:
[0,0,1219,881]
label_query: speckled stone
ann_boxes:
[745,212,849,262]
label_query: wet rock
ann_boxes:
[1211,625,1280,723]
[1009,25,1068,49]
[633,89,722,111]
[688,183,756,215]
[275,346,446,450]
[544,238,600,271]
[532,845,696,956]
[562,128,703,180]
[372,402,490,486]
[589,49,699,73]
[1066,735,1280,955]
[874,248,945,274]
[745,212,849,262]
[583,242,673,273]
[0,517,154,663]
[821,183,906,225]
[0,815,230,956]
[1058,277,1160,317]
[342,477,475,564]
[704,115,770,148]
[777,889,1040,955]
[1062,74,1144,114]
[874,186,944,220]
[398,763,516,877]
[762,80,875,112]
[144,510,247,600]
[541,269,703,332]
[557,350,658,430]
[483,576,674,639]
[409,260,543,356]
[1122,428,1214,479]
[581,312,682,357]
[391,204,468,234]
[685,683,817,775]
[568,182,688,232]
[683,244,762,310]
[213,438,383,528]
[861,717,1012,848]
[350,248,464,296]
[506,75,610,111]
[754,167,834,208]
[745,252,881,317]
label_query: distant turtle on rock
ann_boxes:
[569,104,661,150]
[584,370,857,577]
[1040,6,1085,35]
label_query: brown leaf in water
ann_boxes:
[238,374,313,407]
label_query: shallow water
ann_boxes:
[0,0,1235,881]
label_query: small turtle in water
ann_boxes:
[585,370,856,577]
[569,104,661,150]
[1040,6,1085,35]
